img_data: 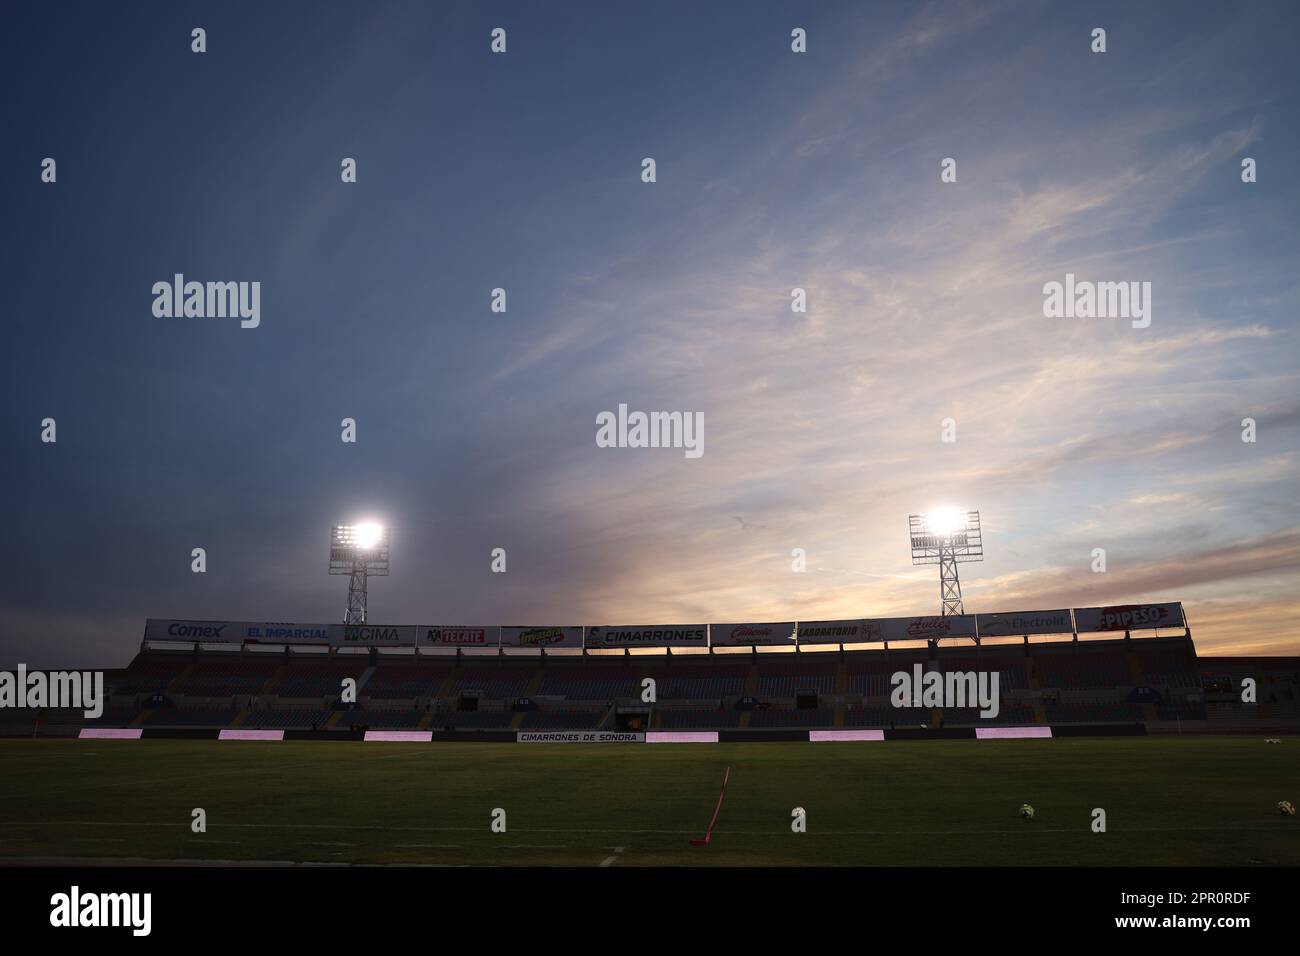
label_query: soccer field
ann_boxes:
[1,737,1296,866]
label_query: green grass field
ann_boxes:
[1,737,1296,866]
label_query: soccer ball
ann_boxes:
[1279,801,1296,816]
[1019,804,1035,819]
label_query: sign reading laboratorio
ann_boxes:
[1073,603,1184,633]
[975,609,1073,637]
[876,615,978,642]
[585,625,708,648]
[795,619,884,645]
[710,622,796,646]
[420,626,500,647]
[499,626,584,648]
[516,731,645,743]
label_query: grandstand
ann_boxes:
[14,623,1298,738]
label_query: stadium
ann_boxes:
[3,0,1298,939]
[3,593,1298,868]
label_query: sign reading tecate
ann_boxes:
[585,625,708,648]
[1073,603,1183,633]
[420,626,500,647]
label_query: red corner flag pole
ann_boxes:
[689,766,731,846]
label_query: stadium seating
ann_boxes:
[21,633,1290,738]
[657,708,743,728]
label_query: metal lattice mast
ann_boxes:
[330,526,389,625]
[909,510,983,623]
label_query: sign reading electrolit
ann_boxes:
[976,609,1073,637]
[516,731,645,743]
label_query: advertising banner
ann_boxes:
[144,619,236,643]
[795,619,883,645]
[975,609,1074,637]
[499,626,584,649]
[876,615,978,642]
[584,625,708,648]
[419,625,501,648]
[516,731,645,743]
[710,622,796,646]
[329,624,419,646]
[1072,603,1184,633]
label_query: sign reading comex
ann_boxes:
[517,731,645,743]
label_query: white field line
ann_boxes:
[599,845,625,867]
[0,820,1295,837]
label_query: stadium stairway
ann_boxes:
[834,661,847,727]
[260,666,285,695]
[738,660,760,729]
[508,670,546,730]
[1027,658,1047,724]
[1125,650,1158,722]
[228,709,250,727]
[355,665,377,693]
[164,664,194,696]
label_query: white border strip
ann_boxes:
[809,729,885,742]
[218,729,284,741]
[363,730,433,743]
[78,728,143,740]
[975,726,1053,739]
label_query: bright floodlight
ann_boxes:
[908,510,983,621]
[329,523,391,625]
[924,508,966,538]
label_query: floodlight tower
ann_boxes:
[329,523,390,625]
[908,509,983,617]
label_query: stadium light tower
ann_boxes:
[329,523,389,624]
[908,509,983,617]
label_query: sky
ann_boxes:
[2,0,1298,668]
